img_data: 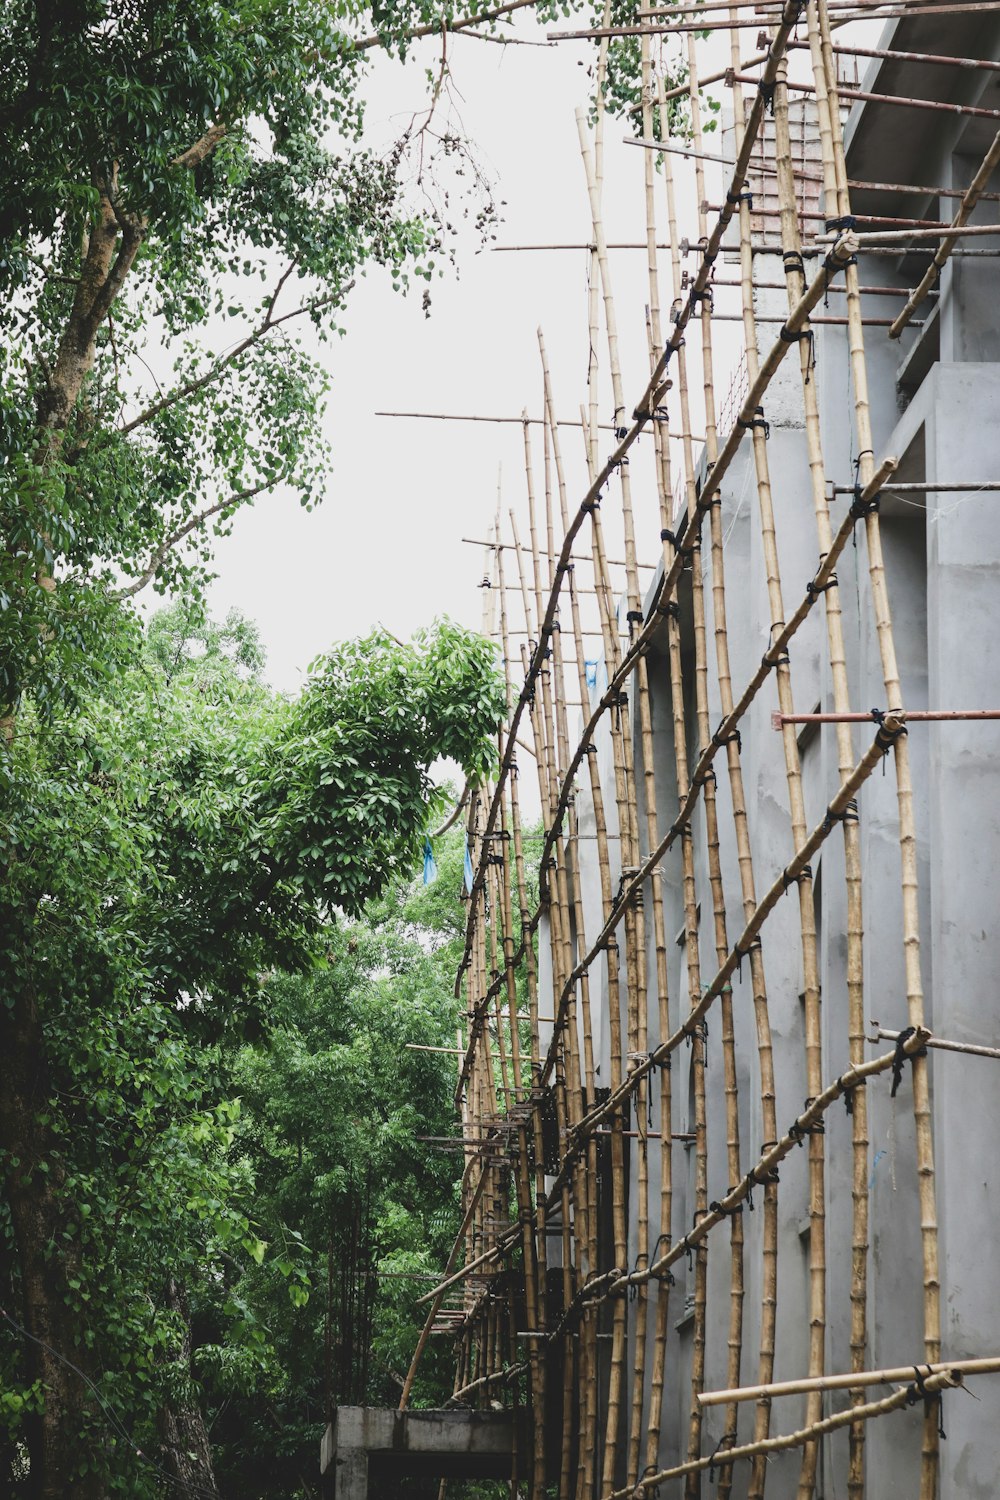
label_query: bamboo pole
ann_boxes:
[772,59,871,1500]
[869,1026,1000,1061]
[815,5,942,1495]
[699,1357,1000,1407]
[890,129,1000,337]
[537,358,610,1500]
[496,542,548,1500]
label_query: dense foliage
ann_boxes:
[0,613,503,1495]
[0,2,651,1494]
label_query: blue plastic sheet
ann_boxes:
[422,837,438,886]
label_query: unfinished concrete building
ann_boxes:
[327,5,1000,1499]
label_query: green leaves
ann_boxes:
[266,619,504,916]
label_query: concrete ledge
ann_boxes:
[321,1406,526,1494]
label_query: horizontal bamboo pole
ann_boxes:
[772,708,1000,728]
[376,409,636,432]
[819,223,1000,244]
[561,0,1000,35]
[461,535,656,568]
[712,276,923,297]
[760,75,1000,121]
[790,38,1000,76]
[830,480,1000,492]
[619,1366,968,1496]
[848,177,1000,202]
[405,1043,465,1053]
[890,128,1000,337]
[870,1025,1000,1061]
[698,1356,1000,1406]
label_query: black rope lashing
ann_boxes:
[708,1433,738,1485]
[753,1142,780,1185]
[649,1234,676,1287]
[735,935,762,980]
[806,572,838,600]
[626,608,644,626]
[709,1198,743,1218]
[737,405,770,440]
[784,861,812,892]
[640,1464,663,1500]
[758,78,777,114]
[660,526,694,557]
[825,213,857,234]
[843,1077,865,1116]
[823,797,859,833]
[823,239,857,305]
[871,706,908,755]
[782,249,806,278]
[726,188,754,210]
[656,597,681,620]
[890,1025,927,1098]
[779,324,816,382]
[849,448,879,519]
[712,721,742,754]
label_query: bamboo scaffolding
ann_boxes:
[452,0,845,1038]
[617,1365,967,1494]
[398,17,1000,1500]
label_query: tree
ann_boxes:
[203,830,474,1496]
[0,3,648,1492]
[0,611,504,1496]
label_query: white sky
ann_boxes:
[205,14,745,692]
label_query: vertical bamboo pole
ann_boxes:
[813,8,941,1496]
[496,542,548,1500]
[659,59,782,1500]
[576,140,655,1500]
[772,61,871,1499]
[724,41,827,1499]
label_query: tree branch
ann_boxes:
[172,123,227,170]
[354,0,542,51]
[117,475,285,599]
[120,276,338,438]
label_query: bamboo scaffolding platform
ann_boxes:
[396,9,1000,1499]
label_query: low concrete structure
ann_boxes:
[321,1407,526,1499]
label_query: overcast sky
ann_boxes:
[203,15,746,693]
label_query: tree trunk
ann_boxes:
[0,995,105,1500]
[157,1280,219,1499]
